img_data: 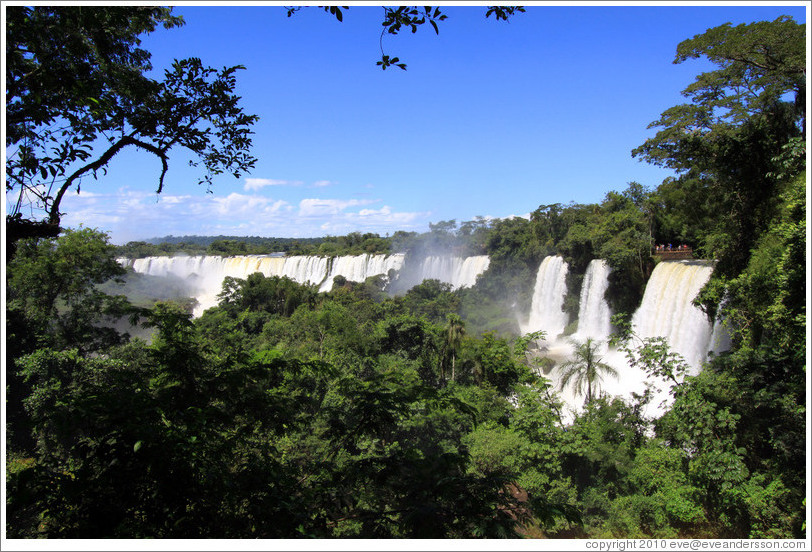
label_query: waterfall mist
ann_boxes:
[388,254,491,293]
[521,258,726,420]
[120,252,491,316]
[120,252,729,420]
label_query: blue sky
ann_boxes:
[43,2,807,244]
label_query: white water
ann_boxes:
[630,260,716,372]
[321,254,405,292]
[415,255,491,290]
[125,251,726,420]
[524,258,724,420]
[522,256,570,340]
[120,253,406,316]
[390,255,491,292]
[709,316,733,357]
[121,252,489,314]
[572,259,613,343]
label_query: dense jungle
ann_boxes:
[5,6,807,540]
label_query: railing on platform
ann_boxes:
[653,247,693,260]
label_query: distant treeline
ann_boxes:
[115,227,475,259]
[115,235,328,257]
[116,234,391,258]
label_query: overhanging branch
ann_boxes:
[48,135,169,224]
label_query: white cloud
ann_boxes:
[244,178,302,191]
[502,213,531,220]
[57,187,433,244]
[155,195,187,205]
[358,206,391,217]
[349,206,425,226]
[298,198,376,217]
[212,192,289,217]
[311,180,333,188]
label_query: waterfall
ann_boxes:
[320,253,406,292]
[121,253,408,315]
[276,256,331,286]
[572,259,612,343]
[630,260,716,371]
[709,315,733,357]
[523,256,570,340]
[390,255,491,292]
[415,255,490,289]
[532,257,727,420]
[456,256,491,288]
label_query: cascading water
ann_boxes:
[416,255,491,289]
[522,256,570,340]
[121,253,419,315]
[523,257,726,420]
[320,254,405,292]
[571,259,612,343]
[389,255,491,292]
[709,316,733,357]
[630,260,716,371]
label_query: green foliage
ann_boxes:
[557,338,619,404]
[397,278,460,324]
[7,228,135,355]
[632,16,804,277]
[604,441,705,538]
[700,173,806,360]
[217,273,318,317]
[115,233,397,258]
[654,353,805,538]
[558,396,650,536]
[7,297,540,537]
[471,332,533,395]
[6,14,808,541]
[6,6,257,240]
[114,239,207,258]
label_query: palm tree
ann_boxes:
[445,314,466,382]
[557,338,618,404]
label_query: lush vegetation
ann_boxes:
[113,233,393,258]
[6,7,258,248]
[5,9,806,540]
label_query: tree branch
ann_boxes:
[49,136,169,224]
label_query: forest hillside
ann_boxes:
[5,8,807,540]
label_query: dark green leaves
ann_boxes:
[286,6,523,72]
[485,6,527,21]
[376,55,407,71]
[6,6,257,240]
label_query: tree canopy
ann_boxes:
[6,6,258,247]
[632,16,805,276]
[5,10,807,541]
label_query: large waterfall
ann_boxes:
[630,260,716,371]
[388,255,491,292]
[523,257,724,419]
[415,255,491,290]
[121,254,405,315]
[572,259,613,343]
[322,254,404,291]
[120,252,491,316]
[522,256,570,340]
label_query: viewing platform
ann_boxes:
[653,247,694,260]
